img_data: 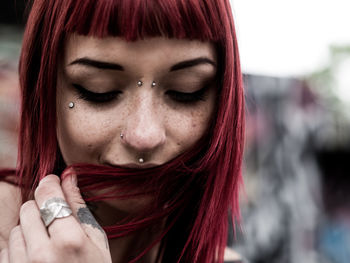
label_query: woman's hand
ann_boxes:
[1,174,112,263]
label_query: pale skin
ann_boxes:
[0,35,241,262]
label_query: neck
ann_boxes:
[92,200,164,263]
[108,228,162,263]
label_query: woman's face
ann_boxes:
[57,35,217,168]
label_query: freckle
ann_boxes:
[87,144,92,148]
[192,123,197,128]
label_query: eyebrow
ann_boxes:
[69,58,124,71]
[170,57,216,71]
[68,57,216,72]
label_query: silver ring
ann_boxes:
[39,197,72,227]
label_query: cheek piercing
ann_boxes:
[68,102,75,109]
[137,80,143,87]
[151,81,156,87]
[138,158,144,164]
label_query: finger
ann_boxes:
[0,248,9,263]
[61,172,109,250]
[19,201,49,254]
[8,226,27,263]
[34,175,85,241]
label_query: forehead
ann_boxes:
[64,34,217,72]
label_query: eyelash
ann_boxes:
[73,84,121,103]
[72,84,208,104]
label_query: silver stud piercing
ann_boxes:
[138,158,144,164]
[68,102,75,109]
[137,80,143,87]
[151,81,156,87]
[120,133,124,139]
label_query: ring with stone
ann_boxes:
[39,197,73,227]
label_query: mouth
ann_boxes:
[104,162,160,169]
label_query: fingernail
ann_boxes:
[71,174,78,186]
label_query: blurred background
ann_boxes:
[0,1,349,263]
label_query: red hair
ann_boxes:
[9,0,245,262]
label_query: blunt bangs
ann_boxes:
[62,0,225,41]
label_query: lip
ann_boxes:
[104,162,160,169]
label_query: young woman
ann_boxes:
[0,0,244,262]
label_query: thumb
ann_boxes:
[61,171,85,207]
[61,172,109,251]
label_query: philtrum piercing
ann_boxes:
[151,81,156,87]
[68,102,74,109]
[138,158,144,164]
[137,81,143,87]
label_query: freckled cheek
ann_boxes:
[57,107,118,160]
[169,106,213,149]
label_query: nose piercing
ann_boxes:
[120,133,124,139]
[68,102,75,109]
[137,81,156,87]
[138,158,144,164]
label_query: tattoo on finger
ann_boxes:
[77,207,109,249]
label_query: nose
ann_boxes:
[122,93,166,153]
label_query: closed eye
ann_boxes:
[166,86,208,103]
[73,84,121,103]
